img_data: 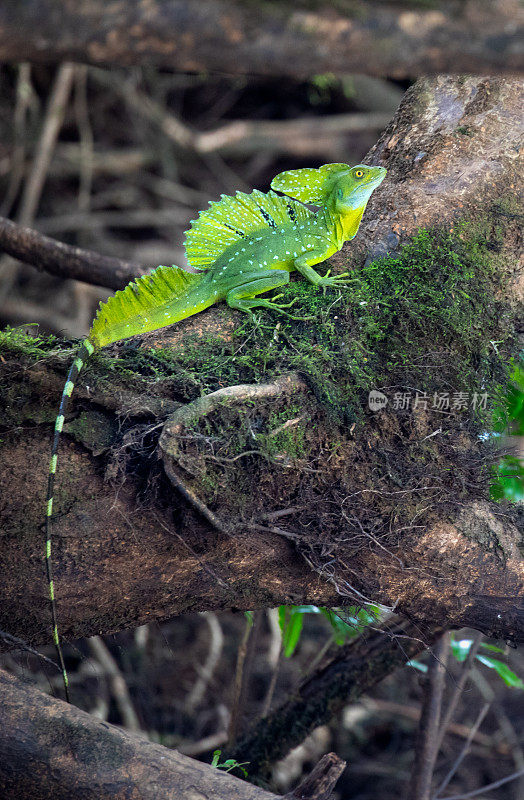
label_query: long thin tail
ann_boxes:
[45,339,94,702]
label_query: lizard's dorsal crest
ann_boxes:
[271,163,351,204]
[184,189,312,270]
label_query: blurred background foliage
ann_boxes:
[491,361,524,502]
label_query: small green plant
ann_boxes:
[211,750,249,777]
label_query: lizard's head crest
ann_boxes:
[271,163,352,204]
[271,163,386,207]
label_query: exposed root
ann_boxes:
[159,373,308,532]
[163,454,230,535]
[159,372,307,451]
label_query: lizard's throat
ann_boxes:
[321,205,365,246]
[338,206,366,243]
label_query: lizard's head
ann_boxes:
[271,163,386,209]
[332,165,387,213]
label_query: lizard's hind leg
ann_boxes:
[226,270,294,315]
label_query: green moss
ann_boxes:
[66,410,118,455]
[490,196,524,220]
[0,220,518,514]
[0,221,517,444]
[158,223,516,431]
[256,405,308,461]
[0,326,62,357]
[0,329,69,426]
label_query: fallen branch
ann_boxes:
[282,753,346,800]
[0,62,75,302]
[93,70,392,158]
[0,668,279,800]
[0,0,522,78]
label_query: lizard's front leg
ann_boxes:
[294,249,354,292]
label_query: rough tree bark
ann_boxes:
[0,1,522,78]
[0,668,280,800]
[0,76,522,656]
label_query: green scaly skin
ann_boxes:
[45,163,386,702]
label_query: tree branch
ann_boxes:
[282,753,346,800]
[408,633,450,800]
[228,618,445,777]
[0,1,522,78]
[0,214,146,289]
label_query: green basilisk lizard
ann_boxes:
[45,162,386,701]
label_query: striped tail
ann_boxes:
[45,338,95,702]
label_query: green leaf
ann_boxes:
[490,456,524,502]
[320,608,355,645]
[319,605,378,644]
[480,642,506,654]
[277,604,378,657]
[490,357,524,501]
[282,609,305,658]
[291,605,322,614]
[476,655,524,688]
[278,606,306,657]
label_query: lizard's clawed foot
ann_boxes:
[239,295,298,318]
[318,270,355,293]
[269,294,298,310]
[260,296,298,317]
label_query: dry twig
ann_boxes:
[87,635,143,733]
[0,62,75,301]
[185,612,224,711]
[408,632,450,800]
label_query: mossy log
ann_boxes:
[0,1,522,78]
[0,76,523,661]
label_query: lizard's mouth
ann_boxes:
[362,166,387,189]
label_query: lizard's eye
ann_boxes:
[336,188,343,200]
[354,169,364,179]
